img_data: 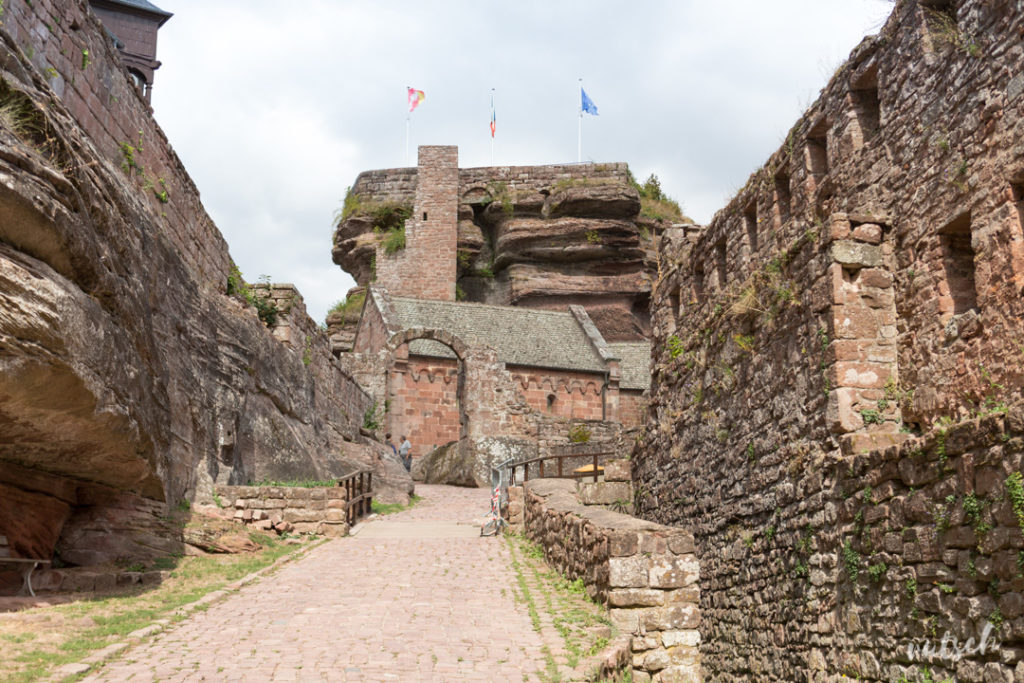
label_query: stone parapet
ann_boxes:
[523,479,700,682]
[214,485,350,538]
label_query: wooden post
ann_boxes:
[593,453,599,482]
[540,459,545,479]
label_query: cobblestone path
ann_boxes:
[82,485,547,682]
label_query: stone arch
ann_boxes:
[384,327,470,361]
[461,185,492,205]
[384,328,471,459]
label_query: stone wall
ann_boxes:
[635,0,1024,680]
[214,485,351,538]
[0,0,386,569]
[523,479,700,683]
[1,0,230,288]
[393,355,461,454]
[375,146,459,301]
[619,390,646,429]
[511,367,608,421]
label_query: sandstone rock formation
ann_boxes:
[0,0,407,573]
[332,166,687,343]
[410,441,477,487]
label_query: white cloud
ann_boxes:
[153,0,894,322]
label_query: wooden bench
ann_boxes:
[0,558,51,597]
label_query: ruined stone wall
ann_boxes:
[214,484,350,538]
[523,479,701,682]
[1,0,230,287]
[375,146,459,301]
[635,1,1024,680]
[510,367,608,421]
[0,1,379,568]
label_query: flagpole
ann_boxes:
[406,114,410,166]
[577,78,583,163]
[490,88,495,166]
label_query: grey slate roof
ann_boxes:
[607,342,651,391]
[390,297,607,373]
[95,0,173,20]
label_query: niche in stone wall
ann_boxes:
[774,169,792,225]
[806,119,829,178]
[715,239,728,289]
[920,0,960,54]
[693,262,705,302]
[669,286,681,329]
[850,64,881,149]
[938,212,977,315]
[744,200,758,253]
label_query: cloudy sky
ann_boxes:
[152,0,894,323]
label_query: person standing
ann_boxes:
[399,435,412,471]
[385,433,398,458]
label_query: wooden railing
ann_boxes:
[338,469,373,525]
[508,452,610,486]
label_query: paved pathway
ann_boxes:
[83,485,547,682]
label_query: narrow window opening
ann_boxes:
[938,212,977,315]
[744,201,758,253]
[423,212,428,220]
[546,394,556,412]
[774,170,791,224]
[715,239,728,288]
[806,119,829,176]
[850,64,881,148]
[669,286,681,323]
[692,263,705,302]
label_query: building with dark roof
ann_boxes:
[89,0,172,102]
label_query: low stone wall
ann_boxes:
[523,479,700,683]
[214,486,350,538]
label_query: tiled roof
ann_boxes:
[607,342,651,390]
[391,298,607,373]
[94,0,173,20]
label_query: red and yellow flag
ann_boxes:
[407,87,425,113]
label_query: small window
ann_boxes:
[423,212,428,220]
[546,394,556,412]
[774,170,791,224]
[939,212,976,315]
[693,262,705,301]
[715,239,728,288]
[850,64,881,148]
[744,201,758,253]
[806,119,829,176]
[669,286,681,323]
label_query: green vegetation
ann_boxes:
[1007,471,1024,535]
[0,534,310,682]
[336,188,412,254]
[380,225,406,254]
[371,494,422,515]
[226,265,279,327]
[867,561,887,583]
[842,540,861,581]
[568,423,591,443]
[327,290,366,324]
[80,48,90,69]
[666,335,685,359]
[362,400,381,431]
[627,169,688,223]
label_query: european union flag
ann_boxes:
[581,88,598,116]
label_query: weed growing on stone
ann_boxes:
[842,540,861,581]
[362,400,381,431]
[867,561,887,583]
[370,494,422,515]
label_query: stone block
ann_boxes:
[318,522,348,538]
[309,488,327,500]
[831,240,883,268]
[655,663,701,683]
[609,530,639,557]
[609,555,649,588]
[851,223,883,244]
[667,534,695,555]
[608,588,666,607]
[604,459,632,482]
[643,604,700,631]
[283,509,318,523]
[326,510,347,522]
[578,481,632,506]
[642,649,670,672]
[649,556,699,589]
[661,630,701,648]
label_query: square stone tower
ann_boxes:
[375,146,458,301]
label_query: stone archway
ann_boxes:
[383,328,471,467]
